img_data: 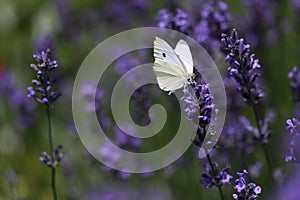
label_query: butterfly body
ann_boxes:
[153,37,194,93]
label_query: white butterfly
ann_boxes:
[153,37,194,93]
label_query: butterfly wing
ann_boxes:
[174,39,194,74]
[153,60,188,92]
[153,37,185,70]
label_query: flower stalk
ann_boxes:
[204,128,225,200]
[221,29,273,173]
[182,81,231,200]
[27,49,63,200]
[46,105,57,200]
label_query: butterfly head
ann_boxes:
[186,73,195,83]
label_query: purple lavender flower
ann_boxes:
[104,2,132,29]
[193,0,231,52]
[220,73,270,158]
[248,162,262,179]
[181,82,214,127]
[180,80,231,197]
[224,76,244,111]
[116,171,131,180]
[103,0,152,29]
[286,67,300,164]
[157,8,189,31]
[79,82,114,134]
[200,163,233,188]
[114,54,139,75]
[80,71,155,180]
[285,118,300,164]
[80,82,104,112]
[220,77,257,154]
[54,0,77,40]
[195,0,231,36]
[131,87,152,126]
[114,52,154,126]
[39,145,64,168]
[174,8,189,32]
[239,111,274,145]
[236,0,278,48]
[222,29,274,173]
[83,186,136,200]
[223,108,273,164]
[33,34,55,53]
[83,184,174,200]
[97,123,144,179]
[98,141,133,180]
[26,49,61,199]
[288,66,300,103]
[114,125,142,149]
[11,90,36,130]
[221,115,255,154]
[221,29,264,105]
[201,173,214,188]
[0,65,14,94]
[98,141,121,165]
[157,9,173,29]
[292,0,300,10]
[27,49,61,105]
[272,171,300,200]
[232,170,262,200]
[0,67,36,129]
[157,0,231,52]
[193,20,211,44]
[180,80,229,199]
[4,170,17,188]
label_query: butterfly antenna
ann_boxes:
[192,69,200,79]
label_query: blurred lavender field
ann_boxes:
[1,0,300,199]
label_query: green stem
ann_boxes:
[240,64,273,174]
[46,106,54,153]
[46,105,57,200]
[251,105,273,173]
[204,128,225,200]
[241,153,249,172]
[51,168,57,200]
[217,185,225,200]
[207,152,225,200]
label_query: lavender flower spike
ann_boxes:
[200,164,233,188]
[222,29,273,171]
[39,145,64,168]
[285,118,300,164]
[181,82,215,127]
[27,48,61,199]
[232,170,262,200]
[221,29,264,105]
[27,48,61,105]
[288,66,300,103]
